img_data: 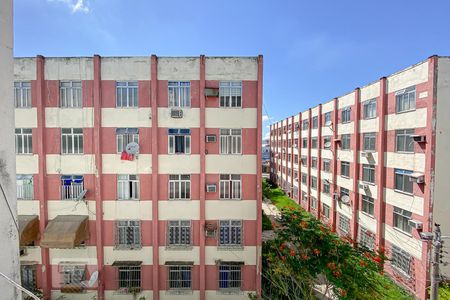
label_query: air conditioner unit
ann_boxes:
[206,184,217,193]
[360,183,370,190]
[411,135,426,143]
[204,88,219,97]
[361,152,373,158]
[170,108,183,118]
[205,221,218,238]
[408,219,423,230]
[409,173,425,184]
[205,135,216,143]
[334,138,341,143]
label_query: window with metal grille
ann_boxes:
[220,81,242,108]
[168,81,190,107]
[323,180,330,194]
[341,134,351,150]
[311,157,317,169]
[302,119,308,130]
[341,161,350,177]
[301,173,307,184]
[218,264,241,290]
[168,128,191,154]
[168,265,192,290]
[363,99,377,119]
[394,169,413,194]
[220,174,241,200]
[396,129,414,153]
[14,81,31,108]
[294,154,298,164]
[61,175,84,200]
[363,132,376,151]
[311,176,317,190]
[312,116,318,129]
[15,128,32,154]
[391,245,411,275]
[310,196,317,210]
[118,175,139,200]
[61,128,83,154]
[116,128,139,153]
[322,203,330,218]
[361,195,375,216]
[60,81,82,108]
[169,175,191,200]
[311,137,318,149]
[393,206,412,234]
[359,227,375,250]
[167,220,191,246]
[17,174,33,200]
[324,112,332,125]
[116,220,141,249]
[220,129,242,154]
[219,220,242,246]
[117,265,141,292]
[362,164,375,184]
[323,159,331,172]
[341,107,351,123]
[21,265,37,292]
[396,86,416,113]
[338,213,350,234]
[60,264,85,288]
[116,81,138,108]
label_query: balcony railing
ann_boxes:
[61,184,85,200]
[17,184,33,200]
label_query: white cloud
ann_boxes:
[263,131,270,140]
[48,0,90,13]
[262,115,272,122]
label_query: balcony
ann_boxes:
[61,184,86,200]
[17,183,33,200]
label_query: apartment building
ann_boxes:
[270,56,450,300]
[14,55,263,300]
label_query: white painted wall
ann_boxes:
[49,247,97,265]
[337,92,355,109]
[16,155,39,174]
[47,200,96,220]
[205,155,256,174]
[205,108,257,128]
[158,108,200,128]
[384,188,423,216]
[103,201,152,220]
[101,108,152,128]
[385,152,425,172]
[360,82,380,102]
[385,108,427,130]
[384,224,422,259]
[205,246,256,265]
[15,108,37,128]
[45,108,94,128]
[205,57,257,81]
[158,200,200,220]
[158,246,200,265]
[102,154,152,174]
[103,246,153,265]
[14,58,36,81]
[158,155,200,174]
[205,201,257,220]
[46,154,96,174]
[158,57,200,80]
[44,57,93,80]
[101,57,151,80]
[386,61,429,93]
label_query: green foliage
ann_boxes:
[439,283,450,299]
[262,211,273,230]
[264,186,297,210]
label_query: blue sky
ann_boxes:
[14,0,450,139]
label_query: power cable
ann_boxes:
[0,181,19,232]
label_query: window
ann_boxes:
[116,128,139,153]
[168,129,191,154]
[14,82,31,108]
[302,138,307,148]
[341,107,351,123]
[395,169,413,194]
[302,119,308,130]
[293,138,298,148]
[116,220,141,249]
[60,81,82,108]
[220,174,241,200]
[323,159,331,172]
[323,180,330,195]
[341,134,351,150]
[118,175,139,200]
[338,214,350,234]
[220,129,242,154]
[311,157,317,169]
[219,264,241,290]
[301,191,307,203]
[396,86,416,113]
[61,175,84,200]
[168,265,192,290]
[117,265,141,291]
[15,128,32,154]
[168,81,190,107]
[311,137,318,149]
[21,265,37,292]
[294,154,298,164]
[311,196,317,210]
[61,265,85,287]
[363,99,377,119]
[301,173,307,184]
[359,227,375,250]
[361,195,375,216]
[116,81,138,108]
[301,156,307,165]
[323,136,332,149]
[169,175,191,200]
[393,207,412,234]
[363,133,376,152]
[322,204,330,218]
[396,129,415,153]
[391,245,411,275]
[220,81,242,108]
[311,176,317,190]
[312,116,318,129]
[340,187,350,198]
[341,161,350,177]
[324,112,332,125]
[362,164,375,184]
[219,220,242,246]
[17,175,33,200]
[168,220,191,246]
[61,128,83,154]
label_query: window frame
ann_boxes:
[167,220,192,247]
[394,169,414,194]
[115,220,142,249]
[338,213,350,234]
[15,128,33,155]
[341,161,350,177]
[312,116,318,129]
[220,129,242,155]
[168,265,192,290]
[218,264,242,291]
[116,128,139,154]
[219,81,242,108]
[323,159,331,172]
[341,134,351,150]
[168,128,191,155]
[341,107,351,123]
[361,195,375,216]
[322,203,330,218]
[219,174,242,200]
[168,174,191,200]
[395,86,416,114]
[61,128,83,154]
[14,81,32,108]
[395,129,415,153]
[219,220,242,247]
[324,112,332,125]
[117,174,140,200]
[362,164,375,184]
[391,245,412,276]
[117,265,142,292]
[393,206,412,234]
[363,132,376,152]
[116,81,138,108]
[60,81,82,108]
[168,81,191,108]
[61,175,84,200]
[16,174,34,200]
[363,98,377,119]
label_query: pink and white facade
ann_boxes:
[14,55,263,300]
[270,56,450,300]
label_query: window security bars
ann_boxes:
[116,81,138,108]
[220,129,242,154]
[17,175,33,200]
[117,265,141,292]
[167,220,191,246]
[220,174,241,200]
[168,128,191,154]
[359,227,375,250]
[396,86,416,113]
[14,81,31,108]
[21,265,37,292]
[61,128,83,154]
[59,264,85,292]
[61,175,84,200]
[169,81,191,107]
[60,81,82,108]
[218,265,241,290]
[116,128,139,153]
[15,128,32,154]
[116,220,141,249]
[168,265,192,290]
[118,175,139,200]
[169,175,191,200]
[219,220,242,246]
[391,245,411,276]
[220,81,242,108]
[338,214,350,234]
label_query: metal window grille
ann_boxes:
[393,206,412,234]
[168,220,191,246]
[323,159,331,172]
[219,81,242,108]
[116,81,138,108]
[168,128,191,154]
[117,175,140,200]
[168,265,192,290]
[168,81,191,107]
[324,112,332,125]
[15,128,33,154]
[394,169,413,193]
[116,128,139,153]
[61,128,83,154]
[17,174,33,200]
[14,81,31,108]
[311,137,318,149]
[363,132,376,151]
[322,204,330,218]
[312,116,318,129]
[61,175,84,200]
[391,245,411,276]
[341,107,351,123]
[168,174,191,200]
[117,265,141,291]
[20,265,37,292]
[60,81,82,108]
[61,265,85,285]
[218,265,241,290]
[341,134,351,150]
[362,164,375,183]
[220,129,242,154]
[311,157,317,169]
[359,227,375,250]
[219,220,242,246]
[341,161,350,177]
[116,220,141,249]
[323,180,330,194]
[361,195,375,216]
[395,129,415,153]
[396,86,416,113]
[220,174,241,200]
[338,213,350,234]
[311,176,317,190]
[363,99,377,119]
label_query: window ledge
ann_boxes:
[114,246,143,251]
[165,289,193,295]
[168,198,191,201]
[165,245,193,251]
[393,189,414,197]
[217,245,244,251]
[396,108,416,115]
[392,227,412,238]
[360,211,375,219]
[219,198,242,201]
[217,289,243,295]
[395,151,415,155]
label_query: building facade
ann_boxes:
[270,56,450,300]
[14,55,263,300]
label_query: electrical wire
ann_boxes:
[0,181,19,232]
[0,271,40,300]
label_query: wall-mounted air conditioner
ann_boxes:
[170,108,183,118]
[206,135,217,143]
[204,88,219,97]
[361,152,373,158]
[206,184,217,193]
[408,219,423,230]
[409,173,425,184]
[411,135,426,143]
